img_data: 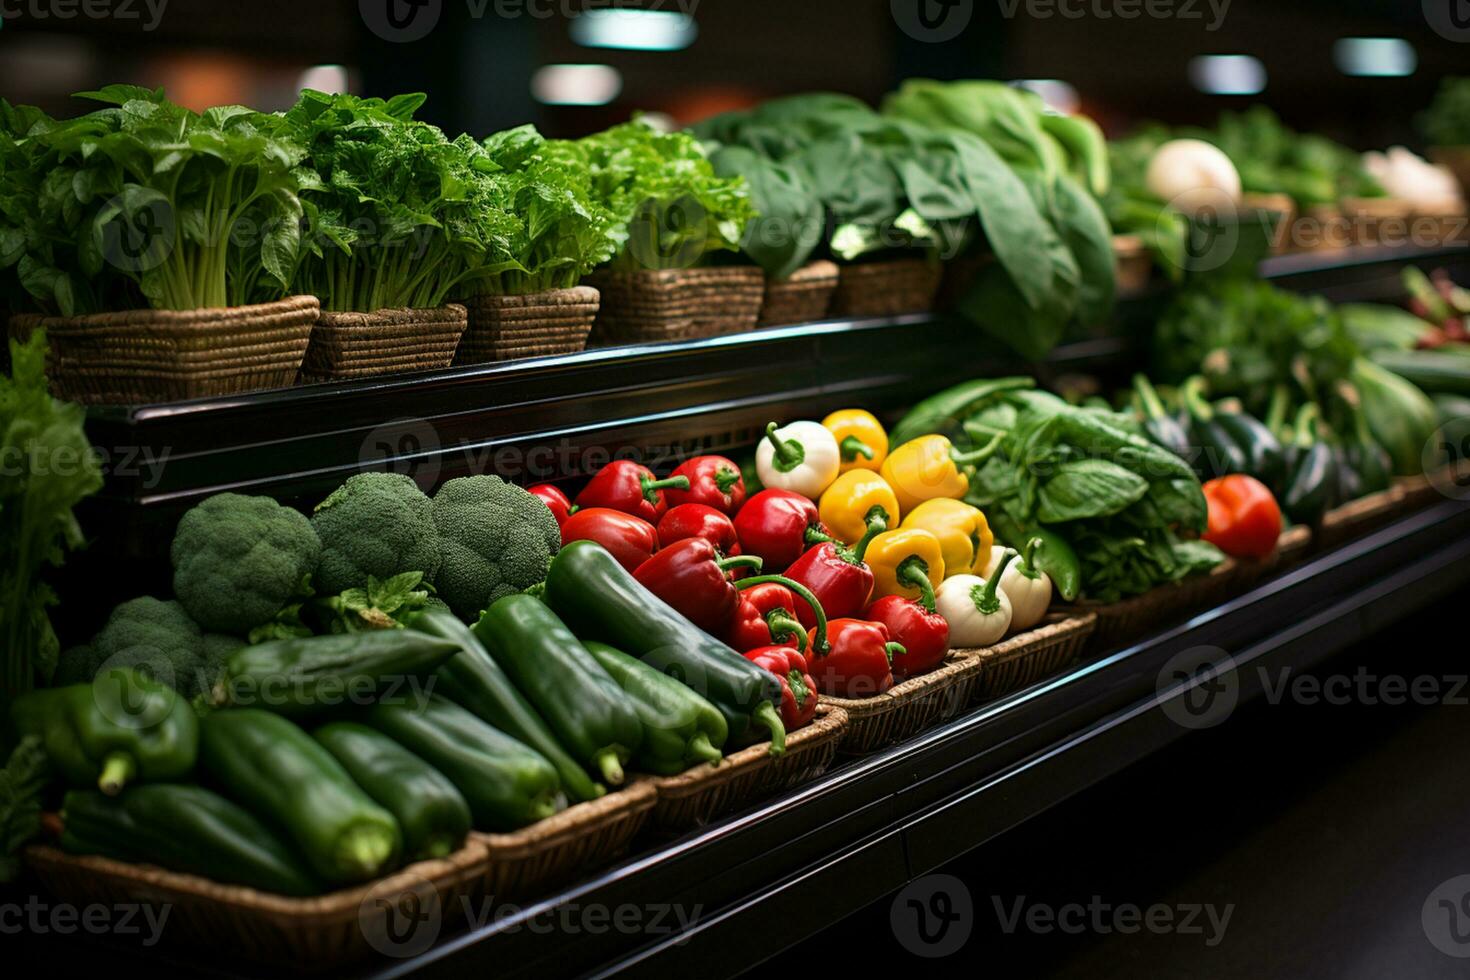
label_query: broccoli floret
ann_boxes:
[89,598,212,697]
[311,473,441,596]
[171,493,321,636]
[431,476,561,620]
[53,644,104,687]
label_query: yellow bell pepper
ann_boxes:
[818,470,901,545]
[900,498,994,578]
[865,528,945,603]
[821,409,889,473]
[879,434,998,517]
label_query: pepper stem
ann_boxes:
[766,610,808,652]
[97,751,136,796]
[686,733,723,765]
[736,574,830,656]
[973,549,1017,616]
[1133,373,1169,421]
[883,642,906,663]
[595,749,625,786]
[896,556,936,613]
[715,466,741,494]
[804,525,836,546]
[839,434,874,461]
[717,555,764,574]
[423,835,456,860]
[1181,376,1214,421]
[339,826,395,877]
[530,790,565,822]
[754,700,787,755]
[641,475,690,503]
[764,422,805,472]
[850,514,886,565]
[1016,537,1043,581]
[787,669,810,709]
[950,431,1005,467]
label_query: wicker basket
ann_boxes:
[1393,460,1470,511]
[9,295,318,405]
[456,286,600,364]
[1273,524,1313,572]
[1241,193,1297,254]
[586,267,764,344]
[469,781,655,900]
[300,305,467,383]
[1316,486,1408,551]
[758,261,839,327]
[1291,206,1351,253]
[820,652,983,754]
[829,257,943,318]
[1079,554,1275,652]
[1340,197,1417,248]
[25,841,488,969]
[964,613,1098,703]
[1411,208,1470,247]
[639,704,848,834]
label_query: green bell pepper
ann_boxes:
[583,641,728,776]
[11,668,197,796]
[472,594,643,786]
[61,784,320,896]
[199,709,402,886]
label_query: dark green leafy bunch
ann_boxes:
[1421,77,1470,148]
[1104,126,1189,279]
[1,331,102,701]
[279,90,521,311]
[475,125,620,294]
[1210,107,1382,206]
[3,86,311,314]
[560,119,756,272]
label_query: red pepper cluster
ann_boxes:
[529,453,952,717]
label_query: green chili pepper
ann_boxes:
[583,641,729,776]
[418,610,605,803]
[473,594,644,786]
[12,668,197,796]
[199,709,402,886]
[314,722,471,862]
[363,695,565,833]
[60,784,320,896]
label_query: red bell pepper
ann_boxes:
[560,508,659,574]
[727,581,808,654]
[805,618,900,698]
[633,538,763,632]
[574,460,691,523]
[528,483,576,527]
[743,645,818,730]
[865,595,948,679]
[733,489,835,574]
[665,454,746,516]
[781,512,885,630]
[657,503,740,555]
[1202,474,1283,560]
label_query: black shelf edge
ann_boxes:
[357,498,1470,980]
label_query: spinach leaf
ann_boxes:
[1036,458,1150,523]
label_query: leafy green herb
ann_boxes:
[0,736,49,883]
[317,571,433,633]
[1421,77,1470,148]
[1,330,103,702]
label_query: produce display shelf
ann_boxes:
[27,496,1470,979]
[85,243,1469,516]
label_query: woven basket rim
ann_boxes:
[587,266,765,288]
[642,704,848,795]
[314,303,467,327]
[463,285,601,311]
[951,612,1099,664]
[771,260,840,285]
[24,839,488,917]
[10,295,320,329]
[469,780,655,853]
[819,650,983,717]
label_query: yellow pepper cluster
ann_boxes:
[815,411,997,601]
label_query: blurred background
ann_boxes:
[0,0,1462,146]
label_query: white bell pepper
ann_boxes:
[979,543,1006,579]
[999,537,1052,632]
[1146,138,1242,216]
[756,421,841,499]
[934,549,1016,648]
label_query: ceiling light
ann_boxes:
[531,64,623,106]
[1189,55,1267,96]
[570,9,697,51]
[1333,38,1416,78]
